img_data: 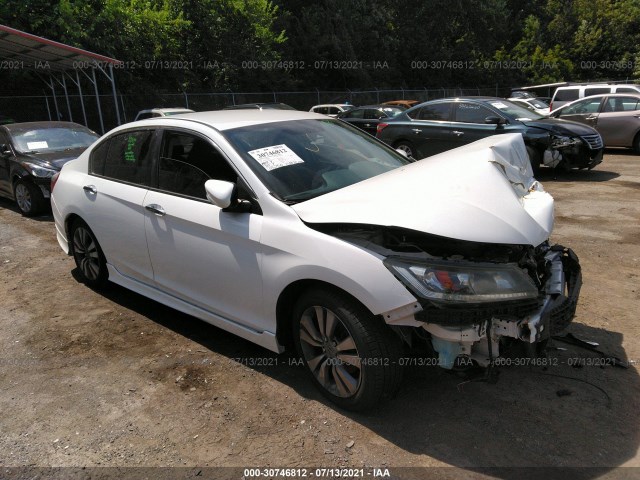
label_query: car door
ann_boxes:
[405,102,453,157]
[596,96,640,146]
[449,101,504,148]
[143,129,265,329]
[86,129,157,283]
[554,97,603,128]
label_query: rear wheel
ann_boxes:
[394,140,416,159]
[292,288,403,411]
[14,180,45,216]
[633,133,640,155]
[70,219,108,288]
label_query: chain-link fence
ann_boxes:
[0,86,511,134]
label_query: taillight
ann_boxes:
[376,122,388,136]
[50,172,60,192]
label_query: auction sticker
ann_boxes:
[26,141,49,150]
[248,144,304,171]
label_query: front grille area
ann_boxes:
[415,298,542,327]
[581,133,604,150]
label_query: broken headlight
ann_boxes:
[384,258,538,304]
[551,135,580,149]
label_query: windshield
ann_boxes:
[223,119,411,203]
[11,126,98,153]
[488,99,545,121]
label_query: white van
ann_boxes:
[551,84,640,110]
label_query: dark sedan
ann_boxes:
[0,121,99,215]
[337,105,403,136]
[376,97,604,170]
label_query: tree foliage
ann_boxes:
[0,0,639,94]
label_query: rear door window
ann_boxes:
[585,87,611,96]
[554,89,579,102]
[101,130,154,186]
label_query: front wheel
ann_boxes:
[292,288,403,411]
[394,140,416,159]
[633,133,640,155]
[14,180,46,216]
[70,219,108,288]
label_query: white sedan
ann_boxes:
[51,110,581,410]
[508,97,551,116]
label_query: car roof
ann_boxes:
[122,109,324,132]
[312,104,351,108]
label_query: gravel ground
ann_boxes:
[0,150,638,480]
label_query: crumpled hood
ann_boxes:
[292,133,554,246]
[521,117,598,136]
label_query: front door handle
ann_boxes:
[452,130,464,137]
[145,204,166,216]
[411,128,422,134]
[83,185,97,194]
[586,115,598,121]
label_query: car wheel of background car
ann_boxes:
[633,133,640,155]
[13,179,45,216]
[70,219,108,288]
[526,146,541,174]
[292,288,403,411]
[394,141,415,159]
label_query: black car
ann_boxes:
[0,121,99,215]
[337,105,404,136]
[376,97,604,170]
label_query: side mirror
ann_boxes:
[204,179,253,213]
[485,116,506,125]
[205,179,235,209]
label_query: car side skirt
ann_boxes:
[106,264,282,353]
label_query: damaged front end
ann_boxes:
[296,133,582,371]
[318,224,582,370]
[385,240,582,369]
[543,133,604,170]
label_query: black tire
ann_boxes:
[14,179,46,216]
[633,133,640,155]
[292,288,403,411]
[526,146,541,174]
[394,140,416,159]
[70,219,108,288]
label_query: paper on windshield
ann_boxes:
[26,141,48,150]
[490,102,509,110]
[248,144,304,171]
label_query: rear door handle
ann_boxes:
[145,204,166,216]
[83,185,97,194]
[452,130,464,137]
[363,123,372,127]
[411,128,422,134]
[586,115,598,121]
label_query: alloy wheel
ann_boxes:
[73,227,101,281]
[298,305,362,398]
[15,183,31,213]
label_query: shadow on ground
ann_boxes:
[84,278,639,478]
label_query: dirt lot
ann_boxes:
[0,150,639,479]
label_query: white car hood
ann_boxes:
[292,133,554,246]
